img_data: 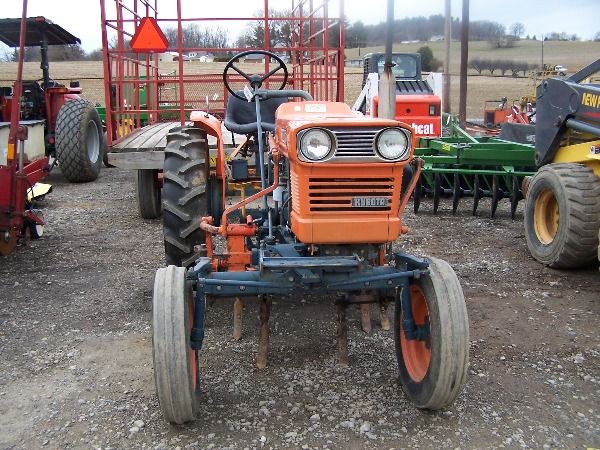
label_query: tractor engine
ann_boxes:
[275,101,415,244]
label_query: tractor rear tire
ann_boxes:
[136,169,161,219]
[524,163,600,268]
[162,127,208,267]
[394,257,469,410]
[55,99,103,182]
[153,265,200,424]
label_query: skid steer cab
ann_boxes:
[352,52,442,138]
[152,51,469,424]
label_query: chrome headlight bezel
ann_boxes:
[297,128,335,162]
[374,127,411,161]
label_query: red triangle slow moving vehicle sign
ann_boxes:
[130,17,169,53]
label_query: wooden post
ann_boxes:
[443,0,451,113]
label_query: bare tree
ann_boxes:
[0,47,18,62]
[162,24,229,53]
[48,44,86,61]
[468,58,484,74]
[86,48,103,61]
[238,8,294,49]
[509,22,525,38]
[496,59,512,76]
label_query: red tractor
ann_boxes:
[0,13,103,255]
[0,16,104,183]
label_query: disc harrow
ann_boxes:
[413,121,536,217]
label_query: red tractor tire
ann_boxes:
[55,99,104,183]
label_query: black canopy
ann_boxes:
[0,17,80,47]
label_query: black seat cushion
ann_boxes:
[224,91,287,135]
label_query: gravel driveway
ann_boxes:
[1,167,598,449]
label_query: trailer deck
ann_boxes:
[107,121,242,170]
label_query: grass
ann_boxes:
[0,39,596,120]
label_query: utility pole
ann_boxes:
[458,0,469,127]
[443,0,451,113]
[541,34,544,68]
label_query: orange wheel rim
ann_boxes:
[533,188,559,245]
[188,298,198,390]
[400,285,431,382]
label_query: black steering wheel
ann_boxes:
[36,77,60,90]
[223,50,288,101]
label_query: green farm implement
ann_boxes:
[413,119,537,217]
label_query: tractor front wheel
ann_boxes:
[136,169,162,219]
[524,163,600,268]
[153,265,200,424]
[394,257,469,410]
[162,127,209,267]
[55,99,104,182]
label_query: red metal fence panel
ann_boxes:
[99,0,345,147]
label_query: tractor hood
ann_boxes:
[276,101,401,130]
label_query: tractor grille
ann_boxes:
[395,79,433,94]
[331,128,379,158]
[308,176,394,212]
[290,172,301,214]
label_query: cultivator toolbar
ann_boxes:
[413,118,537,217]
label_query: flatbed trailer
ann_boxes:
[100,0,345,218]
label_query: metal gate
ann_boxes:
[99,0,345,147]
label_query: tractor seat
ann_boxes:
[224,91,287,135]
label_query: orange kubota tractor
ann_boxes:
[152,50,470,424]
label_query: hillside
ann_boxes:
[1,40,597,119]
[345,39,600,74]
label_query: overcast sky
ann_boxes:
[1,0,599,52]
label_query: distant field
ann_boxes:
[1,39,596,120]
[345,39,600,74]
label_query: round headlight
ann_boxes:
[299,128,333,161]
[375,128,410,160]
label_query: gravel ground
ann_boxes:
[1,167,599,450]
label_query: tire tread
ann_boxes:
[55,99,103,183]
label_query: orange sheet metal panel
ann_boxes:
[289,163,404,244]
[373,94,441,137]
[275,100,416,245]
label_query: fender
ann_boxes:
[190,110,227,207]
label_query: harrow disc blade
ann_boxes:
[433,173,441,214]
[413,178,423,214]
[452,173,461,215]
[491,175,503,218]
[472,175,482,216]
[510,176,522,219]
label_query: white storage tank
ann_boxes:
[0,120,46,165]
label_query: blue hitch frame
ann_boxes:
[187,249,430,350]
